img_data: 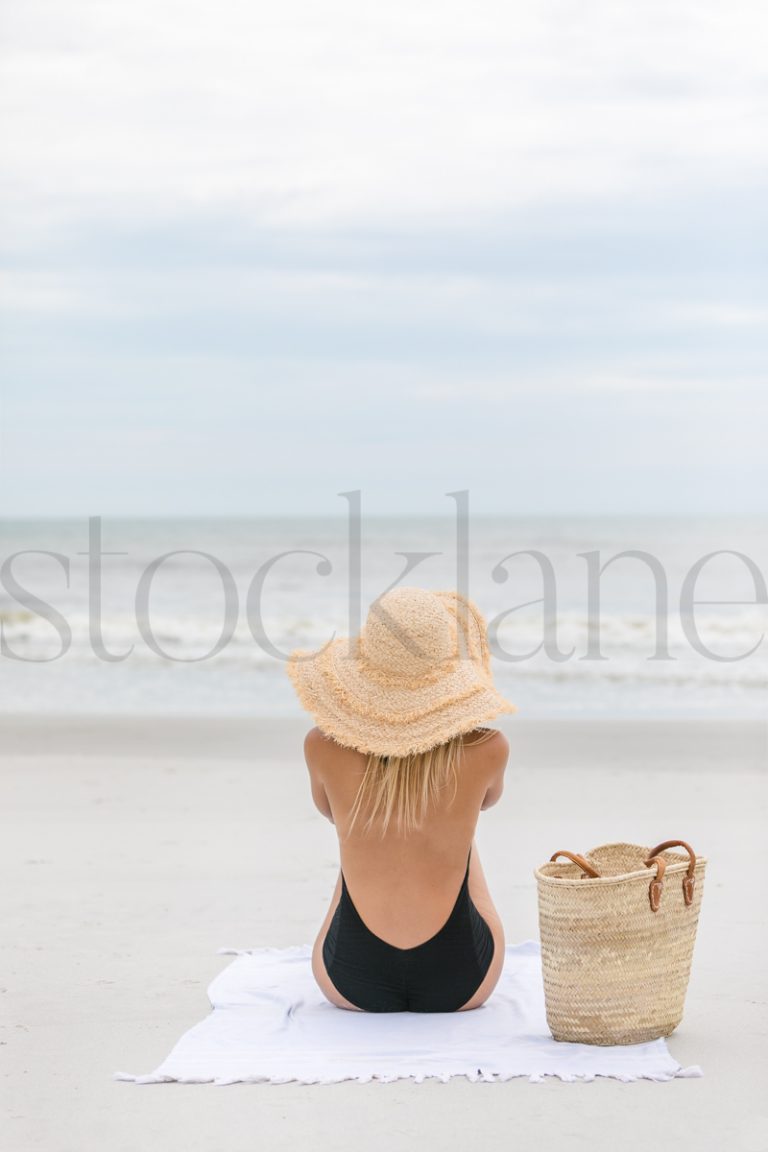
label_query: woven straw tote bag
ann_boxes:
[534,839,707,1045]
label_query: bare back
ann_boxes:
[305,726,509,949]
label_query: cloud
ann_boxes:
[1,0,766,515]
[1,0,767,236]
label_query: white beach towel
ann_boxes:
[114,940,703,1086]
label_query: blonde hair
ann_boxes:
[345,727,495,839]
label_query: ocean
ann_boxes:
[0,515,766,719]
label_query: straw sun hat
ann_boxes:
[286,586,517,757]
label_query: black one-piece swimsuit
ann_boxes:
[322,846,495,1012]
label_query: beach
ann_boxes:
[2,714,766,1152]
[3,0,767,1132]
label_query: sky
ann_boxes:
[1,0,766,518]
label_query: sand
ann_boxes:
[1,715,766,1152]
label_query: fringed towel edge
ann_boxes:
[113,1063,703,1086]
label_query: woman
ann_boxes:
[286,585,517,1013]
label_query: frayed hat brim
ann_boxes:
[286,636,516,757]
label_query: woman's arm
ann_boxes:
[480,731,510,810]
[304,728,335,824]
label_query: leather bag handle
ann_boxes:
[645,839,697,906]
[549,851,601,879]
[644,855,667,911]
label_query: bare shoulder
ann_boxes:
[303,726,361,770]
[303,726,330,766]
[463,727,509,763]
[303,726,325,752]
